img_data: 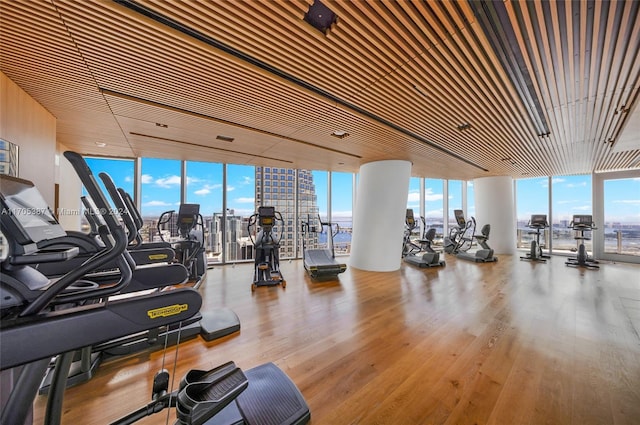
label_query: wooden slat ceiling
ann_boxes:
[1,0,639,179]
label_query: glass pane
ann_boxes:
[297,169,320,257]
[260,166,296,259]
[551,174,592,253]
[467,181,475,218]
[407,177,422,241]
[331,171,353,255]
[226,164,255,262]
[425,178,444,241]
[84,156,135,206]
[84,157,135,233]
[515,177,549,249]
[448,180,463,228]
[140,158,182,244]
[604,178,640,256]
[186,161,223,264]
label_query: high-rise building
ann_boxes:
[255,167,320,258]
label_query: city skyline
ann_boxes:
[84,157,639,225]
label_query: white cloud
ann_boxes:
[407,191,420,203]
[552,178,565,184]
[572,205,591,211]
[234,197,255,204]
[193,183,222,196]
[241,176,252,185]
[425,189,443,202]
[227,185,235,192]
[613,199,640,204]
[143,200,172,207]
[155,175,181,188]
[141,174,153,184]
[566,182,587,188]
[124,176,132,182]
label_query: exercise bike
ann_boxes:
[520,214,551,262]
[248,206,286,291]
[565,214,599,269]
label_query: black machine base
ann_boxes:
[203,362,310,425]
[200,308,241,341]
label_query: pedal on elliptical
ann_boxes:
[258,262,269,270]
[176,365,248,425]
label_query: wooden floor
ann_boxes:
[33,254,640,425]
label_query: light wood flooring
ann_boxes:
[33,253,640,424]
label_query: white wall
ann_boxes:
[350,160,411,271]
[474,176,516,255]
[55,147,83,231]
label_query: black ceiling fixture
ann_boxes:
[303,0,337,34]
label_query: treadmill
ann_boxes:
[301,215,347,279]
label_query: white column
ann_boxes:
[350,160,411,271]
[473,176,516,255]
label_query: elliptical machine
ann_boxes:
[565,214,599,269]
[248,206,286,291]
[444,210,497,263]
[158,203,207,283]
[520,214,551,262]
[402,209,445,268]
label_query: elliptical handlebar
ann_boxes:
[19,152,133,315]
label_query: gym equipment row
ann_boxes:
[0,151,310,425]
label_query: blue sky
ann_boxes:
[85,157,639,224]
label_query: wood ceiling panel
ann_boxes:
[1,0,638,178]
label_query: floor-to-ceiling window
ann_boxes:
[407,177,422,241]
[425,178,444,243]
[551,174,592,253]
[515,177,550,250]
[466,180,475,219]
[139,158,182,243]
[225,163,255,262]
[185,161,223,263]
[83,157,135,236]
[592,171,640,263]
[331,171,353,255]
[448,180,463,228]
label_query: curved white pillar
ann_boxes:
[473,176,516,255]
[350,160,411,271]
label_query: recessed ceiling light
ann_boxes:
[95,141,107,147]
[155,123,168,128]
[456,123,472,131]
[216,135,234,142]
[331,130,349,139]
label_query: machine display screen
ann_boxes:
[530,214,547,226]
[0,174,66,242]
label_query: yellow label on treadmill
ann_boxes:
[148,254,169,260]
[147,304,188,319]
